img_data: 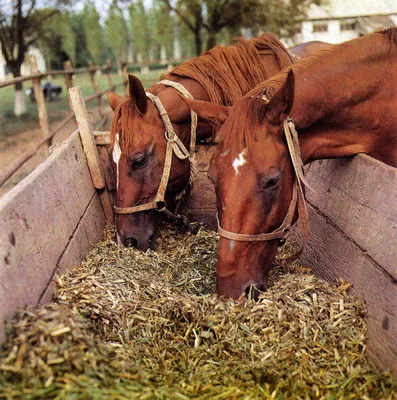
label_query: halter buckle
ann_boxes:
[164,130,175,143]
[155,201,167,212]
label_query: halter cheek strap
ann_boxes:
[217,118,310,260]
[114,80,198,219]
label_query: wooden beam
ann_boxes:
[69,87,114,224]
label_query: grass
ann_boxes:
[0,69,163,139]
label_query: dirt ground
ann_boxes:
[0,106,111,197]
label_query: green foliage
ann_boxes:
[129,0,151,61]
[105,0,129,67]
[159,0,327,55]
[150,1,175,60]
[37,10,76,68]
[69,12,91,67]
[82,2,104,65]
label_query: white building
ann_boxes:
[0,47,46,82]
[300,0,397,44]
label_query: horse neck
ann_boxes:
[148,77,211,143]
[290,35,397,165]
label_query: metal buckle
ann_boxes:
[164,130,175,143]
[155,201,167,212]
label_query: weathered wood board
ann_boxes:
[0,131,106,342]
[188,144,217,229]
[297,155,397,375]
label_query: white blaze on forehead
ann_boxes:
[232,149,247,175]
[112,133,122,189]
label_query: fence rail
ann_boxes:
[0,57,182,191]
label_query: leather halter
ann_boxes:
[114,80,198,219]
[217,118,310,257]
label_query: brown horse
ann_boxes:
[182,29,397,298]
[107,34,294,250]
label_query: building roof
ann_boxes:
[308,0,397,20]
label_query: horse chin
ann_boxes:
[116,212,162,251]
[215,239,278,300]
[216,275,269,301]
[118,232,157,251]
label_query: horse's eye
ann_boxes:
[132,156,147,169]
[264,175,281,189]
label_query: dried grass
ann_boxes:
[1,224,396,399]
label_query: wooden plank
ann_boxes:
[195,143,217,171]
[69,87,114,224]
[189,173,217,210]
[300,205,397,376]
[292,154,397,376]
[94,131,111,146]
[98,146,117,192]
[70,87,105,190]
[305,155,397,279]
[188,144,217,229]
[40,193,106,304]
[0,132,103,342]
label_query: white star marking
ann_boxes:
[232,149,247,175]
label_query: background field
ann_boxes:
[0,69,162,195]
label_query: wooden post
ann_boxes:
[64,60,74,110]
[29,55,50,154]
[105,60,114,90]
[121,61,128,97]
[69,87,114,224]
[88,61,102,113]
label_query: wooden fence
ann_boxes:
[0,57,180,190]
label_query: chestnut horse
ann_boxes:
[183,29,397,298]
[107,34,294,250]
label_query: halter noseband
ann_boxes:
[114,80,198,219]
[217,118,310,258]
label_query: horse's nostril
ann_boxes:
[245,283,265,301]
[125,237,139,248]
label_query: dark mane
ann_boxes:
[219,28,397,153]
[162,33,293,106]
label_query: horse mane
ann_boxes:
[162,33,293,106]
[110,98,142,151]
[219,28,397,153]
[111,33,293,151]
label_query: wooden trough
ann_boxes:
[0,88,396,377]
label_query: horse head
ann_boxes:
[185,70,299,299]
[107,75,194,250]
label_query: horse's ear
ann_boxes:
[128,74,147,114]
[179,97,231,127]
[265,69,295,125]
[107,92,122,111]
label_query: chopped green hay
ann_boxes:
[1,224,396,400]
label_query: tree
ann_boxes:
[105,0,129,70]
[159,0,325,55]
[129,0,151,62]
[83,2,104,66]
[149,1,174,61]
[38,11,76,69]
[0,0,74,116]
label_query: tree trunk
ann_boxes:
[9,62,27,117]
[206,31,217,51]
[194,30,202,56]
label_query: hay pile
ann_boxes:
[1,224,396,399]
